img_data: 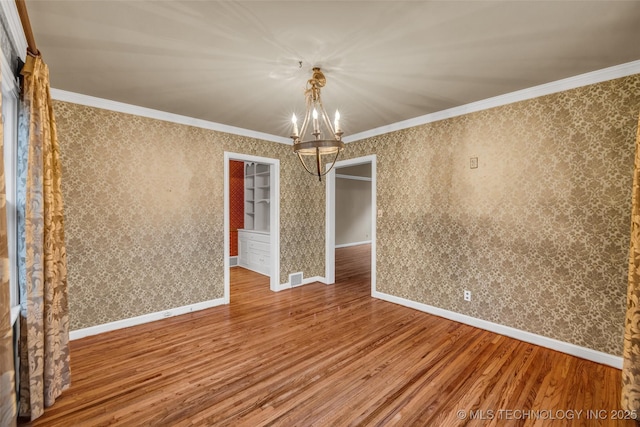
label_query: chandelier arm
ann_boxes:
[296,152,318,176]
[322,150,342,177]
[316,147,322,181]
[299,94,313,139]
[316,98,336,136]
[294,149,341,181]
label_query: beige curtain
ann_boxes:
[0,53,18,427]
[623,115,640,417]
[17,54,70,421]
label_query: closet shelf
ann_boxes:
[240,161,271,277]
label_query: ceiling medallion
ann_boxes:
[290,67,345,181]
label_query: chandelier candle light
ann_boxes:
[291,67,345,181]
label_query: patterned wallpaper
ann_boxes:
[54,101,324,330]
[55,73,639,356]
[229,160,244,257]
[342,75,640,355]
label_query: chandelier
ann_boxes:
[290,67,345,181]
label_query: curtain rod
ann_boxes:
[15,0,38,56]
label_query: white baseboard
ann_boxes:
[237,264,271,277]
[372,291,622,369]
[303,276,327,286]
[70,298,226,340]
[275,282,291,291]
[280,275,328,290]
[335,240,372,249]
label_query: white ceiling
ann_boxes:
[26,1,640,140]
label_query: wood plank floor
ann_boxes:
[22,244,633,426]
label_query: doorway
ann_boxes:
[224,152,281,301]
[325,155,376,293]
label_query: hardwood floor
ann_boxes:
[22,244,632,426]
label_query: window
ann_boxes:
[1,52,19,326]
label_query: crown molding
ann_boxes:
[51,60,640,146]
[50,88,292,145]
[0,0,28,61]
[343,60,640,143]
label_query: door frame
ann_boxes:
[224,152,281,299]
[325,154,377,294]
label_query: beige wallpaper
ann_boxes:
[343,75,640,356]
[56,73,639,356]
[54,101,324,330]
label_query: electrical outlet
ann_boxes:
[464,290,471,301]
[470,157,478,169]
[378,209,383,218]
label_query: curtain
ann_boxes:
[0,54,18,427]
[17,54,70,421]
[622,115,640,417]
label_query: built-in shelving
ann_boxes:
[243,162,270,232]
[239,162,271,276]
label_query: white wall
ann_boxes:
[335,173,372,247]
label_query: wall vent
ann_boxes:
[290,272,303,287]
[229,256,238,267]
